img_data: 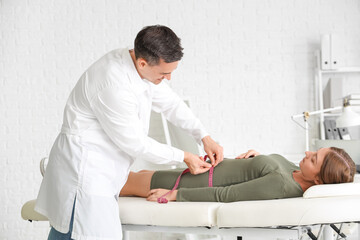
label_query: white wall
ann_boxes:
[1,0,360,239]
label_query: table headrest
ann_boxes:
[303,181,360,199]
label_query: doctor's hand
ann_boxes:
[202,136,224,167]
[235,149,260,159]
[184,152,212,175]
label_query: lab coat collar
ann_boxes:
[122,48,151,95]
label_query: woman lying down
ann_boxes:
[120,147,356,202]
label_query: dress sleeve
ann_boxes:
[151,82,209,145]
[90,84,184,165]
[176,173,285,202]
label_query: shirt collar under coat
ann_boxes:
[121,48,151,95]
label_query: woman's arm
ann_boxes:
[146,172,285,202]
[176,172,285,202]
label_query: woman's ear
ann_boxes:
[314,175,323,185]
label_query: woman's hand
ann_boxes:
[146,189,177,202]
[235,149,260,159]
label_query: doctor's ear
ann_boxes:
[138,58,148,68]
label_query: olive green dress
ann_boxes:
[150,154,303,202]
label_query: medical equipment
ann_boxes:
[291,103,360,151]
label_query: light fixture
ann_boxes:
[336,106,360,128]
[291,100,360,151]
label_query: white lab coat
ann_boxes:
[35,48,208,240]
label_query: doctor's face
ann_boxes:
[139,58,179,85]
[299,147,330,183]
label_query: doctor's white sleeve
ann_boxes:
[90,86,184,165]
[152,82,209,145]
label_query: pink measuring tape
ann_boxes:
[157,155,214,203]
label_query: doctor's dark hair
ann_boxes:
[319,147,356,184]
[134,25,184,65]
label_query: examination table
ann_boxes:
[22,175,360,240]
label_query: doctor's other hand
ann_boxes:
[184,152,212,175]
[202,136,224,167]
[235,149,260,159]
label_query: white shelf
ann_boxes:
[319,67,360,74]
[315,51,360,140]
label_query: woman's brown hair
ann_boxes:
[319,147,356,184]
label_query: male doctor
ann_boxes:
[35,25,224,240]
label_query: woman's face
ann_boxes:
[299,147,331,184]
